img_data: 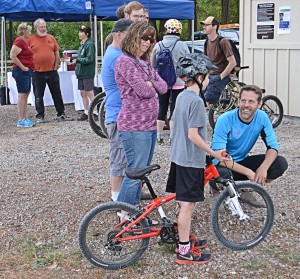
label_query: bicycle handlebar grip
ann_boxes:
[221,151,232,159]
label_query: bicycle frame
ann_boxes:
[113,159,222,243]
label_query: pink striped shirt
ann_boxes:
[115,54,167,131]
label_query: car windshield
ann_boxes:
[220,29,239,42]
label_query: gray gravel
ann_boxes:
[0,104,299,279]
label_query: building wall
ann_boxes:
[239,0,300,117]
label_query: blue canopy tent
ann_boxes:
[94,0,195,20]
[0,0,195,100]
[94,0,195,59]
[0,0,92,22]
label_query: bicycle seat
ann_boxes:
[125,164,161,180]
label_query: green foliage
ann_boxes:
[4,1,239,56]
[195,0,239,31]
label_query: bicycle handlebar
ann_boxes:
[239,66,249,70]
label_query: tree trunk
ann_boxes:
[221,0,230,24]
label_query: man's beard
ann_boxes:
[37,30,47,37]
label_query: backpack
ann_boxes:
[204,36,241,73]
[156,40,179,89]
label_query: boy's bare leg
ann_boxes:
[177,201,195,242]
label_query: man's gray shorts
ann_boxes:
[105,122,126,176]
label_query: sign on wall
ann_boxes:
[257,3,275,39]
[278,6,291,34]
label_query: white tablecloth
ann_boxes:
[72,74,103,111]
[7,71,75,106]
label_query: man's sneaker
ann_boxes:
[57,114,73,121]
[240,191,266,208]
[77,113,88,121]
[36,117,45,123]
[175,235,207,253]
[17,118,36,128]
[157,137,164,144]
[176,247,211,265]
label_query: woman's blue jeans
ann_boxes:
[117,130,157,205]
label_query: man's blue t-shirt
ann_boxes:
[101,45,123,122]
[211,108,279,162]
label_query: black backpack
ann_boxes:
[204,36,241,72]
[156,40,179,89]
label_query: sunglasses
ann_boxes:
[140,35,154,43]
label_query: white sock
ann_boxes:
[111,191,119,201]
[84,110,88,115]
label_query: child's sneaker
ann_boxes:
[176,247,211,265]
[175,235,207,253]
[17,118,36,128]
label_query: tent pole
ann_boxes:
[100,21,103,62]
[93,15,98,87]
[192,19,194,53]
[1,16,4,85]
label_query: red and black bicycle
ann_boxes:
[78,156,274,270]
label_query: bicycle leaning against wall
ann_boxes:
[208,66,284,129]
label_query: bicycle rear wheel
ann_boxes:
[99,98,108,138]
[78,201,150,270]
[261,95,283,128]
[208,81,240,129]
[210,181,274,251]
[88,92,106,137]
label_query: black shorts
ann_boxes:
[166,162,205,202]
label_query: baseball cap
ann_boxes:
[111,19,133,32]
[200,16,219,25]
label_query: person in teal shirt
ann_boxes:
[211,85,288,186]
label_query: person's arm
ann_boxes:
[76,42,95,65]
[188,128,229,162]
[116,57,167,99]
[254,115,279,184]
[220,55,236,80]
[10,45,28,71]
[254,148,278,185]
[219,160,256,181]
[54,50,61,70]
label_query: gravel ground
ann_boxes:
[0,104,299,279]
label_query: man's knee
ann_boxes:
[268,156,288,179]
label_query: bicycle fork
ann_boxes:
[225,181,249,220]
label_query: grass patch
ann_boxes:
[245,259,267,270]
[266,246,300,266]
[1,237,71,270]
[19,238,66,268]
[159,243,176,254]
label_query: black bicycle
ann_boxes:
[88,91,107,138]
[208,68,284,129]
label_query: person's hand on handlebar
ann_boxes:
[212,150,232,163]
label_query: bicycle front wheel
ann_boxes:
[210,181,274,251]
[261,95,283,128]
[78,201,150,270]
